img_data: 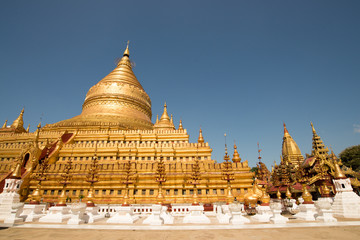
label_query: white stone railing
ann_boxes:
[97,204,122,216]
[171,204,191,216]
[131,204,153,215]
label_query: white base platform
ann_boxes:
[106,206,139,224]
[270,210,288,224]
[21,204,45,222]
[183,206,211,224]
[332,191,360,218]
[251,205,272,223]
[39,206,71,223]
[85,207,104,223]
[295,204,316,221]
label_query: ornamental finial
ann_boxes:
[310,121,316,134]
[123,40,130,56]
[2,120,7,128]
[198,128,204,143]
[178,119,183,130]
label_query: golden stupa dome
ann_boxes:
[44,43,153,130]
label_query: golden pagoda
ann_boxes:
[281,123,304,167]
[0,43,254,204]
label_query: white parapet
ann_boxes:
[39,206,71,223]
[106,206,139,224]
[183,205,211,224]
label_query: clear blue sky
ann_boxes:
[0,1,359,169]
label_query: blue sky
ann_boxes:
[0,1,359,168]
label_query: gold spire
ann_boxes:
[2,120,7,128]
[281,122,303,167]
[154,102,175,130]
[334,160,346,179]
[35,122,41,145]
[170,114,174,124]
[26,124,30,132]
[232,142,241,163]
[198,128,204,143]
[310,121,316,133]
[10,108,26,132]
[123,40,130,57]
[283,123,290,137]
[155,115,159,124]
[178,119,183,130]
[160,102,170,121]
[11,163,22,179]
[310,122,329,157]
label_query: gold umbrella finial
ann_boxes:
[123,40,130,56]
[178,119,183,130]
[310,121,316,133]
[198,128,204,143]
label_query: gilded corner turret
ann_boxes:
[178,119,183,130]
[232,142,241,163]
[197,128,204,143]
[154,102,175,131]
[8,108,26,133]
[2,120,7,128]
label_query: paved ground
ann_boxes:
[0,226,360,240]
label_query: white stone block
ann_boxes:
[294,204,316,221]
[106,206,139,224]
[160,206,174,224]
[85,206,104,223]
[21,204,46,222]
[39,206,71,223]
[143,205,163,225]
[332,178,360,218]
[183,205,211,224]
[315,198,337,222]
[251,205,272,223]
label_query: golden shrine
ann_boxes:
[268,122,360,200]
[0,43,254,205]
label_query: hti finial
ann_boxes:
[257,142,262,162]
[123,40,130,56]
[310,121,316,133]
[224,133,228,155]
